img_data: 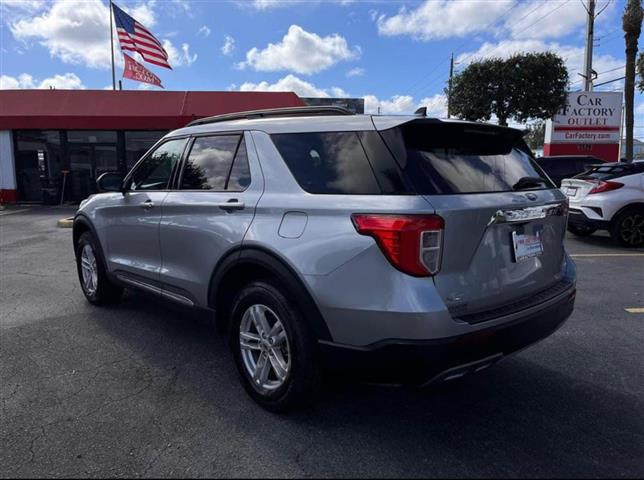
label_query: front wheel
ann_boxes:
[75,232,123,305]
[610,208,644,247]
[229,281,320,412]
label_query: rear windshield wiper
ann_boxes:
[512,176,548,191]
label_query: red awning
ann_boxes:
[0,90,305,130]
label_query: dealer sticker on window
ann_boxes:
[512,231,543,262]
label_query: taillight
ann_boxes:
[588,180,623,194]
[351,214,444,277]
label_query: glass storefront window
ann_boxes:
[67,130,117,143]
[125,131,167,170]
[14,130,62,203]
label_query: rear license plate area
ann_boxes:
[512,230,543,262]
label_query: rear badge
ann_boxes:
[525,193,538,201]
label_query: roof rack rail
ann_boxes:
[186,106,354,127]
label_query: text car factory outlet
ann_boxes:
[0,89,306,204]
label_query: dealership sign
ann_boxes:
[545,91,622,144]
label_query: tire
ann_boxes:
[229,280,320,412]
[567,224,596,237]
[75,231,123,305]
[610,208,644,248]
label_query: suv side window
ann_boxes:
[130,138,188,191]
[180,135,250,191]
[271,132,381,194]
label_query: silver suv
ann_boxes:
[73,106,576,411]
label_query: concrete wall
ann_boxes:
[0,130,17,203]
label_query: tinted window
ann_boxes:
[181,135,249,191]
[272,132,381,194]
[130,138,187,191]
[380,122,553,194]
[227,140,251,191]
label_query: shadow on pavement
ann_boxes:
[85,290,642,478]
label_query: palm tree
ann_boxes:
[623,0,643,162]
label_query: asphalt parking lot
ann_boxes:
[1,206,643,478]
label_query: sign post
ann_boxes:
[544,91,623,162]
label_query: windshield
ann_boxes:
[380,122,554,195]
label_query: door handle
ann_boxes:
[141,200,155,211]
[216,199,245,211]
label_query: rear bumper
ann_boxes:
[568,208,609,231]
[319,285,576,385]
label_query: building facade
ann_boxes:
[0,90,304,204]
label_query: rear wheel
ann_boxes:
[229,280,320,412]
[610,208,644,247]
[75,232,123,305]
[567,224,596,237]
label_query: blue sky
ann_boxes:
[0,0,641,129]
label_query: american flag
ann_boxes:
[112,2,171,70]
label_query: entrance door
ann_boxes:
[68,145,118,201]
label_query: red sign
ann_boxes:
[123,53,163,88]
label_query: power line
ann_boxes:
[404,1,521,98]
[414,0,573,98]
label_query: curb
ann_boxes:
[57,217,74,228]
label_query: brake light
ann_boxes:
[588,180,623,194]
[351,214,444,277]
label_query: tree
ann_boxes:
[623,0,643,162]
[523,121,546,152]
[449,53,569,127]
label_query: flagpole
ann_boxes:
[109,0,116,90]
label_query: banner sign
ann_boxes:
[123,53,164,88]
[545,91,622,144]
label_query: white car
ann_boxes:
[561,162,644,247]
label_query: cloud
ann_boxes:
[237,74,447,116]
[376,0,617,42]
[0,72,84,89]
[238,74,349,98]
[162,40,197,67]
[248,0,352,10]
[346,67,364,77]
[456,39,624,89]
[221,35,235,56]
[128,1,157,27]
[377,0,512,41]
[363,93,447,115]
[10,0,112,68]
[198,26,211,38]
[7,0,177,70]
[237,25,360,75]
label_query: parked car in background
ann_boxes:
[536,155,603,187]
[73,107,576,411]
[562,161,644,247]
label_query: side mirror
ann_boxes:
[96,172,124,193]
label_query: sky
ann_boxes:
[0,0,642,134]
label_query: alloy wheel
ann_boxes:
[239,304,291,394]
[80,244,98,296]
[619,213,644,246]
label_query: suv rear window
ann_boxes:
[271,131,409,194]
[380,122,553,194]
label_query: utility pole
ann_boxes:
[447,53,454,118]
[582,0,596,91]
